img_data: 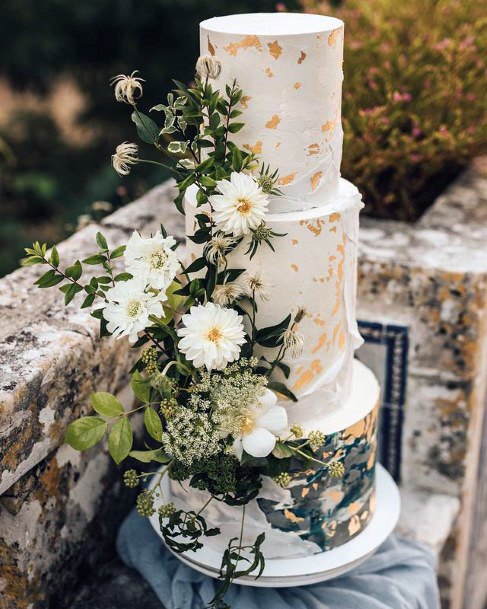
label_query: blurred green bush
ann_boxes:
[0,0,485,276]
[0,0,298,277]
[305,0,486,220]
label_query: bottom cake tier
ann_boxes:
[167,359,380,559]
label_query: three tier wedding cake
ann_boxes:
[178,12,381,559]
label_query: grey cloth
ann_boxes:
[117,508,440,609]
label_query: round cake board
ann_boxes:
[149,463,400,588]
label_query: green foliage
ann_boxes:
[65,416,107,450]
[108,417,133,464]
[304,0,487,220]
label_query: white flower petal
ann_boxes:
[233,437,244,460]
[259,388,278,409]
[242,428,277,458]
[255,406,288,435]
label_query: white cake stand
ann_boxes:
[149,463,400,588]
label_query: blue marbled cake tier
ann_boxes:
[258,399,379,551]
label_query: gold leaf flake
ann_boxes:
[267,40,282,59]
[294,81,301,89]
[240,96,252,109]
[278,172,297,186]
[224,35,262,56]
[207,36,216,56]
[291,264,298,272]
[322,120,335,132]
[299,218,325,236]
[265,114,281,129]
[307,143,320,155]
[291,239,298,245]
[298,51,307,64]
[243,140,263,154]
[311,171,322,191]
[328,28,340,47]
[264,67,274,78]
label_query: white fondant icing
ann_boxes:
[184,178,364,412]
[200,13,344,210]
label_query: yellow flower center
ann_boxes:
[207,326,223,343]
[127,299,143,318]
[236,197,253,215]
[240,414,256,434]
[149,249,168,270]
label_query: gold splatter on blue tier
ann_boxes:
[258,402,379,551]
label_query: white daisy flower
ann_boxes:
[210,172,269,237]
[125,230,180,291]
[177,302,246,370]
[110,71,144,105]
[233,389,288,459]
[112,142,139,176]
[103,278,165,344]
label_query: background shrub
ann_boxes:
[0,0,485,276]
[304,0,486,220]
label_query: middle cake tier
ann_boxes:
[185,177,363,411]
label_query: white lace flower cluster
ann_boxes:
[103,230,180,344]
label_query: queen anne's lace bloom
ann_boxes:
[232,389,288,459]
[124,230,180,291]
[177,302,246,370]
[103,278,165,343]
[210,172,269,237]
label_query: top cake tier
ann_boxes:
[200,13,345,212]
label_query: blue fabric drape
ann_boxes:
[117,508,440,609]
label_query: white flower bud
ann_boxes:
[196,54,222,80]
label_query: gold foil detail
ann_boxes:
[224,35,262,56]
[291,239,298,245]
[311,171,322,192]
[267,40,283,59]
[278,172,297,186]
[328,28,340,47]
[308,143,320,155]
[329,212,341,223]
[265,114,281,129]
[291,264,298,272]
[348,515,361,536]
[293,359,323,390]
[284,509,304,524]
[264,67,274,78]
[240,96,252,109]
[207,36,216,56]
[299,218,325,236]
[243,141,263,154]
[311,332,328,354]
[322,120,336,132]
[298,51,307,64]
[294,81,301,89]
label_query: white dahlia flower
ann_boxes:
[103,278,165,344]
[124,230,180,291]
[177,302,246,370]
[210,172,269,237]
[233,389,288,459]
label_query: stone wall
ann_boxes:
[0,163,486,609]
